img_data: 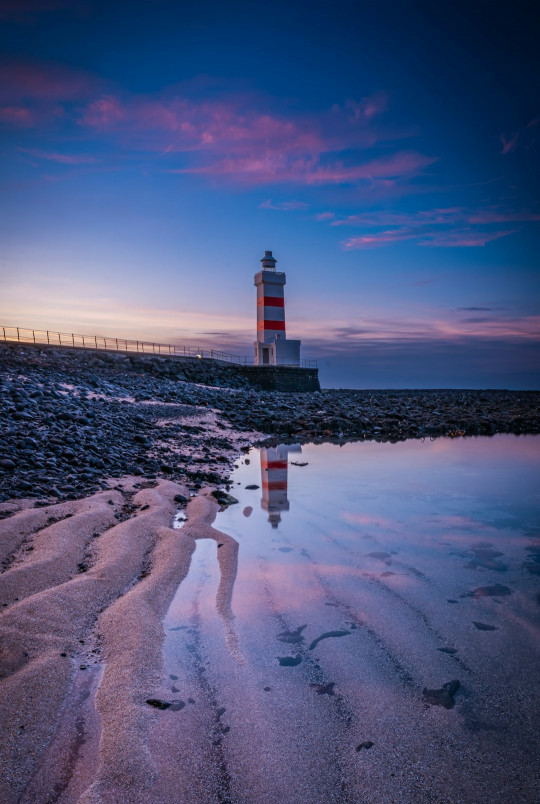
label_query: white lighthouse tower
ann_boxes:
[254,250,301,366]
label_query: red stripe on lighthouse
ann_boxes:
[257,320,286,331]
[257,296,285,307]
[262,481,288,491]
[265,460,288,470]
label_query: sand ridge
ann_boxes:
[0,478,186,803]
[80,493,242,804]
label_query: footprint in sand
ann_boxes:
[422,680,460,709]
[311,682,335,695]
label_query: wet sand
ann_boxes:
[1,454,539,801]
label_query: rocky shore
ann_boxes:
[1,341,539,503]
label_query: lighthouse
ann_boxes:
[259,443,302,527]
[254,250,301,366]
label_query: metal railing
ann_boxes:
[1,326,318,369]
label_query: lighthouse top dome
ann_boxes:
[260,250,277,271]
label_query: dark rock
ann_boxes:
[461,584,513,598]
[146,698,171,710]
[211,490,239,506]
[356,741,374,751]
[472,621,498,631]
[277,656,302,666]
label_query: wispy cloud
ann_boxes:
[330,205,538,249]
[457,306,493,312]
[342,226,517,249]
[18,147,99,164]
[0,105,34,126]
[499,116,539,155]
[177,150,436,187]
[417,228,517,247]
[259,199,308,211]
[500,132,519,155]
[0,58,95,103]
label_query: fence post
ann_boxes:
[72,333,74,346]
[2,327,5,341]
[82,335,85,347]
[116,338,118,350]
[58,333,61,345]
[17,327,20,342]
[94,335,97,349]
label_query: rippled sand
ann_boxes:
[1,436,539,803]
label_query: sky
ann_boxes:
[0,0,539,388]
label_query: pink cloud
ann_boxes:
[78,95,125,128]
[342,207,464,227]
[467,209,540,224]
[18,147,99,164]
[0,60,95,104]
[339,92,388,121]
[302,151,437,184]
[316,211,335,220]
[327,204,538,249]
[500,131,519,155]
[1,63,437,193]
[341,225,518,250]
[341,229,417,249]
[418,228,518,247]
[259,199,308,211]
[0,105,33,126]
[179,150,436,187]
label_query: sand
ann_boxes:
[1,443,539,803]
[0,478,188,802]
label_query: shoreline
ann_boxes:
[1,343,539,802]
[1,341,539,505]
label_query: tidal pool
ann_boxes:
[156,435,540,804]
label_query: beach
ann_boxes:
[1,343,539,803]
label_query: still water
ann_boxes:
[156,435,540,804]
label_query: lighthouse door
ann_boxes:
[262,347,269,364]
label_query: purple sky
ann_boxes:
[1,0,539,388]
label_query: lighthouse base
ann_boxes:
[254,338,301,367]
[241,364,320,392]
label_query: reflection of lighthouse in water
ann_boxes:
[260,443,301,527]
